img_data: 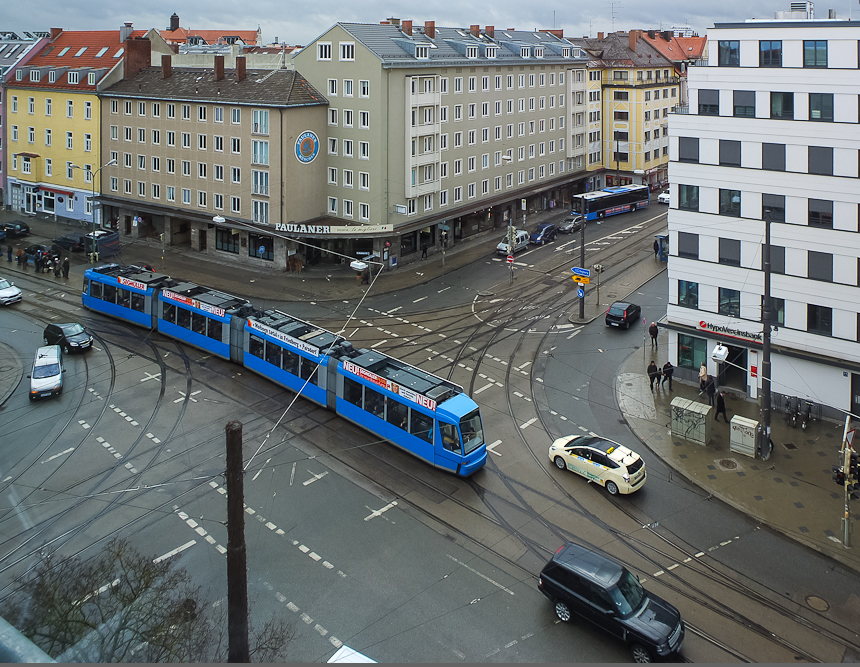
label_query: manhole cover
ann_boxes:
[783,442,798,450]
[718,459,738,470]
[806,595,829,611]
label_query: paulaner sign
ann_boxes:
[698,320,763,343]
[274,222,393,235]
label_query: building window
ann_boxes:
[677,231,699,259]
[760,40,782,67]
[216,227,239,254]
[719,237,741,266]
[808,199,833,228]
[678,137,699,163]
[317,42,331,61]
[678,334,707,370]
[253,109,269,134]
[231,108,241,124]
[719,288,741,318]
[808,146,833,175]
[803,40,827,68]
[182,104,191,120]
[808,251,833,282]
[678,185,699,211]
[252,200,269,224]
[733,90,755,118]
[340,42,355,61]
[678,280,698,309]
[719,140,741,166]
[66,131,73,149]
[762,194,786,223]
[808,304,832,336]
[252,140,269,165]
[231,167,241,184]
[719,189,741,217]
[762,143,786,171]
[231,197,241,214]
[809,93,833,122]
[182,133,191,148]
[718,40,740,66]
[698,89,719,116]
[231,138,241,154]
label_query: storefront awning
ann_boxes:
[39,186,74,197]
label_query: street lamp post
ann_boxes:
[74,157,117,263]
[760,210,773,459]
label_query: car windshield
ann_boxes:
[61,324,85,336]
[0,279,11,289]
[608,571,647,618]
[460,409,484,454]
[608,305,625,316]
[33,363,60,379]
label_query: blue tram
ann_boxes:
[82,265,487,476]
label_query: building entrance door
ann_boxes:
[717,344,748,391]
[851,374,860,420]
[25,190,37,214]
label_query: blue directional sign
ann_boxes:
[571,266,591,277]
[577,287,585,298]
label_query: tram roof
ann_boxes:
[88,264,173,288]
[166,281,251,312]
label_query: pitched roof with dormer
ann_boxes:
[640,30,706,64]
[9,28,148,91]
[571,31,676,69]
[0,39,43,76]
[160,28,260,46]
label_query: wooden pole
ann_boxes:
[226,420,250,663]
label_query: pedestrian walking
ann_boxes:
[715,391,729,421]
[53,256,61,277]
[649,322,659,348]
[360,266,370,285]
[17,249,25,267]
[705,375,716,406]
[647,360,661,391]
[6,245,11,262]
[62,257,70,279]
[661,361,674,390]
[653,239,659,259]
[421,243,428,259]
[34,252,42,273]
[698,362,708,394]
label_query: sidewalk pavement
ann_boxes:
[2,208,856,572]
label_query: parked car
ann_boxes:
[0,227,6,241]
[657,191,670,204]
[605,301,641,329]
[496,229,530,255]
[0,277,23,305]
[52,234,86,253]
[3,220,30,237]
[44,322,94,353]
[548,434,646,495]
[529,222,558,245]
[25,243,55,258]
[538,542,685,663]
[558,215,584,234]
[28,345,64,400]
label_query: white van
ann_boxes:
[28,345,64,401]
[496,229,530,255]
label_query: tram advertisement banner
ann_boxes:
[117,276,147,292]
[162,290,226,318]
[246,319,320,357]
[342,360,436,411]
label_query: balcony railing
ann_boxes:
[670,104,690,114]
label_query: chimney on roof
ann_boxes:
[402,20,412,36]
[124,36,151,78]
[161,54,172,78]
[485,25,494,39]
[50,27,62,41]
[648,30,655,39]
[424,21,435,38]
[236,55,246,81]
[214,54,224,80]
[470,24,480,37]
[662,30,672,41]
[386,17,401,26]
[120,22,134,42]
[629,29,640,52]
[169,13,180,31]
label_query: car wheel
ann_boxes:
[630,644,652,663]
[605,481,619,496]
[624,320,630,330]
[62,344,71,354]
[555,601,572,622]
[554,456,566,470]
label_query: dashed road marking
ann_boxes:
[446,554,515,595]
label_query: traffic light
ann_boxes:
[833,465,845,485]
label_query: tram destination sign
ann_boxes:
[342,359,437,411]
[246,318,321,357]
[162,290,226,318]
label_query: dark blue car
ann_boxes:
[529,222,558,245]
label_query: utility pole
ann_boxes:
[759,211,773,460]
[578,219,586,319]
[225,420,250,663]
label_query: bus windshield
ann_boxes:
[460,409,484,454]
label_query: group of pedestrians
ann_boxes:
[7,244,70,278]
[646,360,674,391]
[699,362,729,422]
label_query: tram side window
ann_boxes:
[163,302,177,323]
[117,288,131,309]
[90,281,102,299]
[386,398,409,431]
[191,312,207,335]
[365,387,385,419]
[281,348,299,375]
[249,334,264,359]
[131,292,145,312]
[343,377,363,407]
[265,340,281,367]
[440,422,462,454]
[208,319,222,340]
[103,284,116,303]
[177,307,191,330]
[410,410,434,444]
[299,357,318,386]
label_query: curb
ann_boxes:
[0,341,24,407]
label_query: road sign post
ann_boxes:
[507,255,514,264]
[571,275,590,284]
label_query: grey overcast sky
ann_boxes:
[8,0,859,46]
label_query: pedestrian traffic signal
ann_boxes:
[833,465,845,485]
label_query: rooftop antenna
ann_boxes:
[610,2,622,32]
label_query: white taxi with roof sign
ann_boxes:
[548,434,646,495]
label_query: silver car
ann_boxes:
[0,277,22,305]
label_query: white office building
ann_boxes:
[665,14,860,419]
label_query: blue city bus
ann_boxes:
[572,184,651,221]
[82,266,487,476]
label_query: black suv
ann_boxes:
[605,301,641,329]
[44,322,94,353]
[538,542,684,663]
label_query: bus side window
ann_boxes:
[440,422,461,453]
[365,387,385,418]
[131,292,145,312]
[266,340,282,367]
[90,281,102,300]
[299,357,318,386]
[386,398,408,431]
[117,287,130,309]
[343,377,363,407]
[208,318,222,340]
[192,312,207,335]
[410,410,433,443]
[103,284,116,303]
[177,307,191,330]
[163,302,176,323]
[249,334,264,359]
[282,349,299,375]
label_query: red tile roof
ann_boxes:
[640,32,706,64]
[160,28,259,45]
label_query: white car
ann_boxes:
[657,191,670,204]
[548,434,647,495]
[0,277,22,305]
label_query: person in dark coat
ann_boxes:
[705,375,716,406]
[62,257,70,279]
[421,243,428,259]
[649,322,659,348]
[53,256,61,277]
[6,245,11,262]
[34,251,42,273]
[360,266,370,285]
[653,239,659,258]
[661,361,674,390]
[647,361,661,391]
[715,391,729,421]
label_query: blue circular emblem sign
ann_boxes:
[295,131,320,164]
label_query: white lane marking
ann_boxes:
[251,458,271,481]
[486,440,503,457]
[41,447,75,464]
[438,286,451,293]
[474,382,494,394]
[364,501,398,521]
[446,554,515,595]
[520,418,538,429]
[516,361,532,370]
[290,462,296,486]
[153,540,197,564]
[303,470,329,486]
[140,371,161,382]
[350,328,359,337]
[386,306,402,314]
[413,296,428,303]
[370,339,388,349]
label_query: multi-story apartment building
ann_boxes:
[4,25,171,223]
[293,20,590,265]
[0,35,47,204]
[98,53,329,270]
[666,15,860,419]
[576,31,678,190]
[640,29,707,105]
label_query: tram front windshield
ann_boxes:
[460,409,484,454]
